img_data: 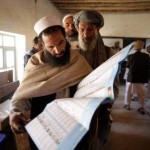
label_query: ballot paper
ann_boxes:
[25,43,133,150]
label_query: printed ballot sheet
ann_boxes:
[25,43,133,150]
[25,97,104,150]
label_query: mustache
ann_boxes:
[55,50,65,56]
[82,37,93,43]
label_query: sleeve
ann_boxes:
[24,54,31,68]
[10,99,31,113]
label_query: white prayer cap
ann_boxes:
[62,14,73,25]
[34,15,62,35]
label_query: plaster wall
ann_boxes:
[0,0,149,50]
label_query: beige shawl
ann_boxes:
[11,50,92,104]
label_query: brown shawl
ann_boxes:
[77,33,115,69]
[11,50,92,104]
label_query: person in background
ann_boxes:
[144,45,150,100]
[62,14,78,42]
[112,41,121,53]
[124,40,150,114]
[24,36,43,67]
[9,15,92,149]
[74,10,119,149]
[62,14,79,50]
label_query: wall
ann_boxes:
[0,0,62,50]
[101,12,150,38]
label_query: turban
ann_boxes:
[74,10,104,29]
[34,15,62,35]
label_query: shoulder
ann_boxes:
[105,45,115,58]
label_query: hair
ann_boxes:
[39,25,66,41]
[133,40,144,50]
[33,36,41,44]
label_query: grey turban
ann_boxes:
[74,10,104,29]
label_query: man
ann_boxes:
[24,36,43,67]
[112,41,121,53]
[9,15,92,147]
[125,40,150,114]
[62,14,78,42]
[145,45,150,100]
[74,10,118,149]
[62,14,79,51]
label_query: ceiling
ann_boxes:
[49,0,150,14]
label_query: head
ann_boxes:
[62,14,78,41]
[133,40,144,51]
[146,45,150,54]
[74,10,104,51]
[34,16,71,67]
[33,36,43,52]
[114,41,120,49]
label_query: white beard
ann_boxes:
[78,31,98,52]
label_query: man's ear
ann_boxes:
[97,27,100,32]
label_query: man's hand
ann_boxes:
[9,111,30,134]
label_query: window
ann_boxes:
[0,33,16,79]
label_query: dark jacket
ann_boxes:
[127,51,150,83]
[24,48,37,67]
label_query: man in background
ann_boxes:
[24,36,43,67]
[62,14,78,42]
[62,14,79,50]
[125,40,150,114]
[112,41,121,53]
[143,45,150,100]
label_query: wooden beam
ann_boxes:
[56,5,150,10]
[50,0,150,3]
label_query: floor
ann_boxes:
[103,85,150,150]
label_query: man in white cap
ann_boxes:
[24,36,43,67]
[62,14,78,42]
[9,15,92,141]
[62,14,79,51]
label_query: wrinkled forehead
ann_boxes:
[78,22,98,29]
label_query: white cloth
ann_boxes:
[126,83,145,108]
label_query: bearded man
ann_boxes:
[9,15,92,149]
[74,10,119,150]
[62,14,78,42]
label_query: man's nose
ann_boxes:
[83,30,89,38]
[69,24,74,30]
[54,46,61,54]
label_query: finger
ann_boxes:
[19,114,30,124]
[11,125,25,134]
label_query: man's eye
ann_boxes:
[79,29,84,32]
[59,41,65,46]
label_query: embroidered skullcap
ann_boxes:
[34,15,62,35]
[62,14,74,25]
[133,40,144,50]
[74,10,104,29]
